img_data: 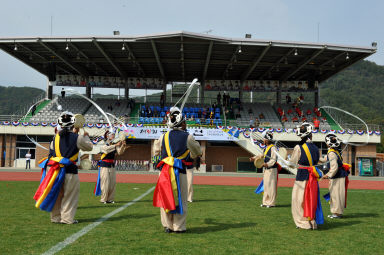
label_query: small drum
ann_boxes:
[74,114,85,128]
[277,147,288,160]
[253,155,265,168]
[80,159,92,170]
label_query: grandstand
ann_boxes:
[0,31,381,175]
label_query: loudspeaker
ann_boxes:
[47,63,56,81]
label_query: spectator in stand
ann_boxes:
[282,115,288,123]
[299,94,304,101]
[316,110,322,117]
[302,116,307,122]
[160,93,165,108]
[287,108,293,115]
[286,94,292,104]
[249,118,255,128]
[31,104,37,116]
[147,107,153,117]
[217,92,222,105]
[306,109,312,115]
[115,100,121,107]
[212,102,217,109]
[61,88,66,98]
[197,109,202,118]
[254,118,260,128]
[154,108,159,117]
[162,116,167,124]
[313,118,320,130]
[140,106,146,117]
[259,113,265,120]
[130,98,135,109]
[292,116,299,122]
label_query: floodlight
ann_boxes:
[346,52,349,60]
[65,43,69,51]
[294,49,298,56]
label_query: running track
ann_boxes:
[1,171,383,190]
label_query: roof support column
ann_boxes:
[125,80,129,100]
[314,83,319,108]
[200,81,205,105]
[86,78,91,99]
[47,79,54,100]
[276,82,282,106]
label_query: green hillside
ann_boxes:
[320,60,384,126]
[0,86,45,115]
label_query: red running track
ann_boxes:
[0,172,383,190]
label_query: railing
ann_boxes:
[0,115,23,122]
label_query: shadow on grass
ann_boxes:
[191,199,237,202]
[79,213,156,223]
[342,212,379,219]
[319,220,362,230]
[275,204,290,208]
[188,218,256,234]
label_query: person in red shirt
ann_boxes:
[287,108,293,115]
[292,116,299,122]
[313,118,320,130]
[306,109,312,115]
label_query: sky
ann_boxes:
[0,0,383,94]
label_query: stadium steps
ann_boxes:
[320,109,341,130]
[20,99,51,122]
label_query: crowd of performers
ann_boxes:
[252,122,350,230]
[32,109,348,232]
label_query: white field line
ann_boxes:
[42,186,155,255]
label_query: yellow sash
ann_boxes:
[51,134,79,166]
[328,148,342,160]
[263,144,274,158]
[162,131,190,213]
[302,143,313,166]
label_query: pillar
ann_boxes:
[86,80,91,99]
[200,81,205,105]
[125,80,129,100]
[276,81,282,106]
[47,80,54,99]
[314,88,319,108]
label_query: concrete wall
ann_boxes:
[205,144,253,172]
[35,142,51,167]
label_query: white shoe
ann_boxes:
[188,200,193,203]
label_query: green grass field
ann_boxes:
[1,181,383,255]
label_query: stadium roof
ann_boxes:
[0,31,377,83]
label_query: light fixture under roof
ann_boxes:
[65,43,69,51]
[238,45,242,53]
[122,43,126,51]
[346,52,349,60]
[294,49,298,56]
[14,44,18,51]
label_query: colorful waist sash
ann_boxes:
[33,157,75,212]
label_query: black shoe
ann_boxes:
[174,230,186,234]
[164,228,173,233]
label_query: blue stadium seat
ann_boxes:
[139,117,144,123]
[205,119,211,125]
[144,117,149,124]
[156,106,161,112]
[186,112,191,118]
[160,111,165,117]
[195,118,201,124]
[215,107,220,113]
[184,107,189,112]
[215,112,221,119]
